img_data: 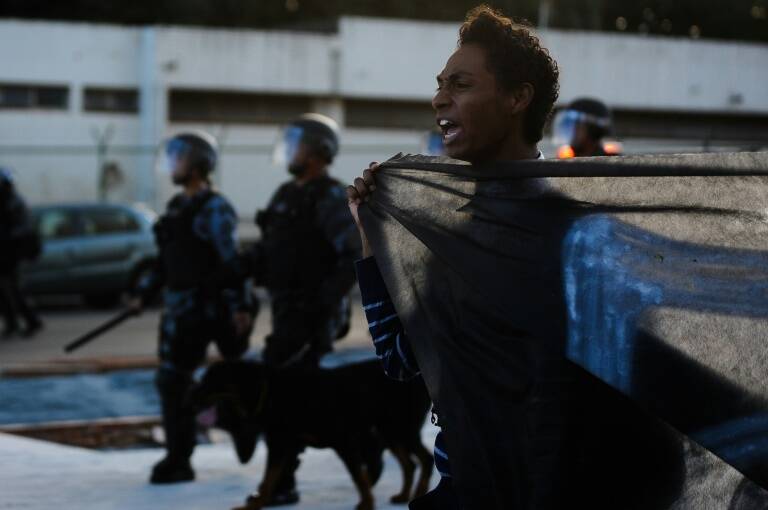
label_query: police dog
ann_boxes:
[191,358,433,510]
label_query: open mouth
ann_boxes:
[438,118,463,145]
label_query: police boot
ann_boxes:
[153,367,197,484]
[261,459,300,507]
[1,317,18,339]
[20,319,43,338]
[264,490,300,507]
[149,455,195,484]
[242,489,300,508]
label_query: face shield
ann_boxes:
[552,109,611,147]
[0,168,12,186]
[552,109,585,147]
[272,125,305,168]
[161,137,192,175]
[0,168,13,198]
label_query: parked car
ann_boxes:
[20,203,158,307]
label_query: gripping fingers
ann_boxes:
[354,177,371,200]
[362,168,376,190]
[349,163,379,204]
[347,185,361,203]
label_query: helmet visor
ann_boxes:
[552,110,585,147]
[0,167,13,185]
[161,138,192,174]
[272,125,305,167]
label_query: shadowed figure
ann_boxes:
[359,152,768,509]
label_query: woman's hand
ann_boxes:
[347,162,379,258]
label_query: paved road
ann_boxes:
[0,297,375,372]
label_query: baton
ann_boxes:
[64,308,139,353]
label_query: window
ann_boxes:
[81,207,140,235]
[345,99,435,130]
[83,88,139,113]
[34,209,79,240]
[611,110,768,142]
[169,89,312,124]
[0,84,68,110]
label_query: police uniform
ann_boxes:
[0,171,42,337]
[237,114,357,505]
[138,188,252,475]
[255,174,359,368]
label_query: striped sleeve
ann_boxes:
[355,256,420,381]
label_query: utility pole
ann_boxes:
[91,124,115,202]
[139,26,159,210]
[587,0,604,31]
[539,0,552,29]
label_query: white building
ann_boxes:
[1,17,767,215]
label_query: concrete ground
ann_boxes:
[0,428,438,510]
[0,299,441,510]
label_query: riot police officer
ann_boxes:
[243,113,359,506]
[553,97,622,158]
[131,132,254,484]
[0,168,42,338]
[254,113,359,369]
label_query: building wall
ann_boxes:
[0,18,766,217]
[548,30,768,114]
[156,26,336,94]
[338,17,768,114]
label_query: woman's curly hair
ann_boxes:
[459,5,560,144]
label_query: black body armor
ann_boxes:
[257,177,339,295]
[155,191,218,291]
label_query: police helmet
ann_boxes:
[0,167,13,191]
[164,131,219,176]
[553,98,613,146]
[0,167,12,185]
[274,113,340,166]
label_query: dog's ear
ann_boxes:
[213,399,261,464]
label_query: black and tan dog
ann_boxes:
[191,358,434,510]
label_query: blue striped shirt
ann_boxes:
[355,256,452,478]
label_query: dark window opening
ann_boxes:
[612,109,768,143]
[84,88,139,113]
[0,84,68,110]
[169,89,313,124]
[345,99,435,130]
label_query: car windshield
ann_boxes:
[35,209,79,239]
[81,207,140,235]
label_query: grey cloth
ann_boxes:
[360,152,768,510]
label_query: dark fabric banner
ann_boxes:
[359,152,768,510]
